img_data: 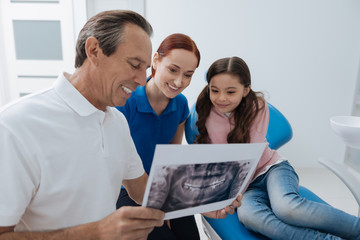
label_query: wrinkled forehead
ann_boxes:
[118,23,152,65]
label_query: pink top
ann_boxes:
[205,101,281,180]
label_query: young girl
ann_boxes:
[116,33,201,240]
[195,56,360,240]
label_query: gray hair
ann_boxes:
[75,10,153,68]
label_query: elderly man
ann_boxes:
[0,10,241,240]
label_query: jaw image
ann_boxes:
[147,161,251,212]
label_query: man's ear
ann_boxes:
[85,37,101,65]
[244,85,251,97]
[152,52,159,70]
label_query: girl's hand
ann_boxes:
[201,194,242,219]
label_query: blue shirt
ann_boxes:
[116,85,190,174]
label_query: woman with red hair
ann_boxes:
[116,33,201,240]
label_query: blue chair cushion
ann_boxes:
[203,186,328,240]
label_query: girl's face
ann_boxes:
[209,73,250,114]
[152,49,198,98]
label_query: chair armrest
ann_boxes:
[318,157,360,216]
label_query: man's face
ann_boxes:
[96,24,152,109]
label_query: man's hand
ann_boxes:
[97,206,164,240]
[0,207,164,240]
[201,194,242,219]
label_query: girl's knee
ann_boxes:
[271,196,304,224]
[237,199,271,230]
[237,206,259,230]
[273,206,297,223]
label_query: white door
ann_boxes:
[0,0,76,105]
[0,0,145,107]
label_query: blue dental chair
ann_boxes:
[185,102,327,240]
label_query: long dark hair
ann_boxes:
[195,56,265,143]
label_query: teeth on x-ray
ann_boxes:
[183,178,226,191]
[146,160,252,212]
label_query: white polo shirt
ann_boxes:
[0,73,144,231]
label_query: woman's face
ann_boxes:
[152,49,198,98]
[209,73,250,114]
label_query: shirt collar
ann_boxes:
[211,106,235,126]
[212,106,233,119]
[135,85,177,114]
[53,73,103,117]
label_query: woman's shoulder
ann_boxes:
[172,93,189,108]
[126,86,147,104]
[174,93,188,102]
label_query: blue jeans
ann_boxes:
[237,161,360,240]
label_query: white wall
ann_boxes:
[1,0,359,168]
[146,0,360,168]
[0,28,9,108]
[0,0,10,107]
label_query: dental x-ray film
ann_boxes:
[142,143,267,220]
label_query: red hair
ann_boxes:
[151,33,200,77]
